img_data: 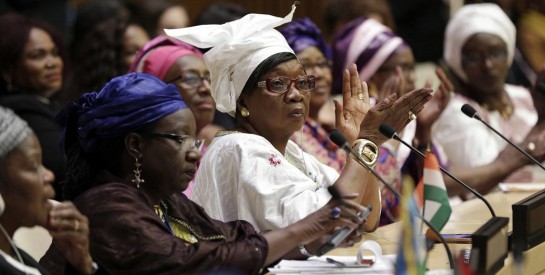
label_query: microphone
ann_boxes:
[461,103,545,171]
[328,131,455,270]
[378,123,496,217]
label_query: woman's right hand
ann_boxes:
[520,124,545,163]
[296,193,368,251]
[47,201,94,274]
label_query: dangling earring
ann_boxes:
[240,107,250,118]
[132,157,145,188]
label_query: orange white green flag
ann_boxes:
[414,150,452,231]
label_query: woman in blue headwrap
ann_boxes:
[39,73,367,274]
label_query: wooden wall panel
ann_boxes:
[179,0,327,35]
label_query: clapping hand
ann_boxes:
[358,87,433,146]
[335,64,371,144]
[377,66,408,102]
[47,201,94,274]
[414,67,452,145]
[532,65,545,122]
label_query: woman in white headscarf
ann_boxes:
[432,3,545,195]
[166,3,432,255]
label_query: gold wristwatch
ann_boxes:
[350,139,379,168]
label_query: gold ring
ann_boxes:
[408,111,416,121]
[528,142,536,151]
[74,220,80,232]
[357,93,364,100]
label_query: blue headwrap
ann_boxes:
[279,17,331,59]
[58,73,187,153]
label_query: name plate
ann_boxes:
[512,188,545,251]
[470,216,509,274]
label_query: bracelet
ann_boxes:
[298,244,314,257]
[350,139,379,168]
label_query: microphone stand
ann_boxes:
[330,132,456,272]
[379,124,497,217]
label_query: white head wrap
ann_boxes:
[0,107,32,159]
[444,3,516,81]
[165,4,296,117]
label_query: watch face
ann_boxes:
[355,140,378,167]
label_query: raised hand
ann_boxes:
[377,66,407,102]
[359,88,433,146]
[531,65,545,121]
[414,67,452,145]
[335,64,371,144]
[47,201,94,274]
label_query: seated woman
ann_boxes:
[0,107,94,274]
[166,4,432,240]
[129,36,219,146]
[129,36,220,196]
[433,3,545,195]
[40,73,366,274]
[0,13,67,200]
[331,17,451,224]
[279,18,346,173]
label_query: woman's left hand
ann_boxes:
[47,201,94,274]
[334,64,371,144]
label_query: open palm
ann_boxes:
[335,64,371,144]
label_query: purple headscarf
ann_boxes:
[332,17,406,93]
[279,17,331,59]
[58,73,187,153]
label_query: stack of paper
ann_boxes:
[268,255,395,274]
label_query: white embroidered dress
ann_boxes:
[191,132,339,232]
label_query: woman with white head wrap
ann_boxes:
[166,2,432,244]
[431,3,545,195]
[0,107,96,274]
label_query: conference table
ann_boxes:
[327,190,545,274]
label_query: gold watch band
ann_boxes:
[350,139,379,168]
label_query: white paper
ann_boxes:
[268,255,396,274]
[498,183,545,192]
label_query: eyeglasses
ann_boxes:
[257,75,316,94]
[300,60,331,72]
[169,72,211,89]
[142,132,204,151]
[462,48,507,67]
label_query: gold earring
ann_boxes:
[240,108,250,118]
[131,157,145,188]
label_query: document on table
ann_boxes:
[498,183,545,192]
[268,255,395,274]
